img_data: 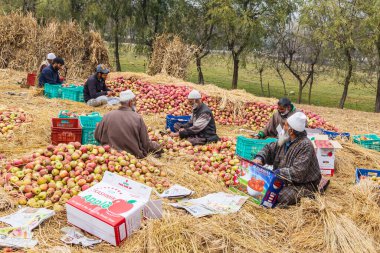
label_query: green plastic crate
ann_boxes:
[79,115,103,145]
[235,136,277,160]
[44,83,62,99]
[61,86,84,102]
[353,134,380,152]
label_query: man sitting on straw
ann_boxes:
[253,112,321,206]
[38,57,65,88]
[38,53,56,74]
[95,90,162,158]
[83,64,115,107]
[171,90,219,145]
[255,98,301,139]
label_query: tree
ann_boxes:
[132,0,174,53]
[167,0,215,85]
[357,0,380,112]
[277,21,322,104]
[208,0,265,89]
[100,0,132,71]
[303,0,363,109]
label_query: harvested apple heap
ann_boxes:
[0,108,27,137]
[1,143,169,210]
[148,128,240,187]
[107,77,337,131]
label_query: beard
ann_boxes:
[278,130,290,147]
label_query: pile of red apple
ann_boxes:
[189,138,241,187]
[106,77,337,131]
[0,142,169,211]
[0,108,28,137]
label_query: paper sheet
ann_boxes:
[170,192,248,218]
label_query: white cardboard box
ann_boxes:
[66,171,162,246]
[312,135,342,176]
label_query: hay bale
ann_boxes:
[0,13,109,80]
[148,34,194,79]
[0,12,38,71]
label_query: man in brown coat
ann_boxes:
[256,98,301,139]
[253,112,321,207]
[94,90,162,158]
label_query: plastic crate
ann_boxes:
[51,118,82,145]
[353,134,380,152]
[319,128,350,140]
[58,110,100,118]
[165,115,191,132]
[355,168,380,183]
[79,115,103,145]
[44,83,62,99]
[235,136,277,160]
[61,86,84,102]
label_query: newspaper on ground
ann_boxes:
[0,207,55,230]
[170,192,248,218]
[61,227,102,247]
[0,226,32,239]
[0,236,38,249]
[159,184,194,199]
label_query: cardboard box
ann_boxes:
[231,163,284,208]
[312,135,342,176]
[66,171,162,246]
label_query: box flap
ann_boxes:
[330,140,343,149]
[313,135,329,140]
[143,200,163,219]
[101,171,152,201]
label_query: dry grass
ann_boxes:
[0,70,380,253]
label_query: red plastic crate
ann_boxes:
[51,118,82,145]
[51,118,80,129]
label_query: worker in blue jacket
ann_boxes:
[38,58,65,88]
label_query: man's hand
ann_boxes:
[107,91,112,96]
[252,158,263,165]
[250,133,260,139]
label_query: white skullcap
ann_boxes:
[188,90,201,99]
[120,90,136,102]
[287,112,307,132]
[47,53,56,60]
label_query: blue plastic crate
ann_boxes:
[44,83,62,99]
[319,128,350,140]
[235,136,277,161]
[79,115,103,145]
[59,110,100,118]
[355,168,380,183]
[165,115,191,132]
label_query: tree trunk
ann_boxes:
[22,0,36,15]
[339,48,353,109]
[276,66,287,95]
[308,73,314,105]
[259,69,264,95]
[297,79,303,104]
[267,82,271,97]
[232,54,239,89]
[375,36,380,113]
[376,74,380,113]
[196,56,205,85]
[114,21,121,72]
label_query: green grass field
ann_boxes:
[111,49,377,112]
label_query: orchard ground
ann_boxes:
[0,68,379,253]
[113,48,377,112]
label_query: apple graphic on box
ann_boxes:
[108,199,137,215]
